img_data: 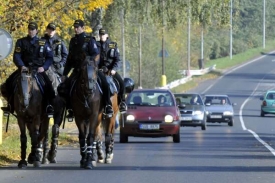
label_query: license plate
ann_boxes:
[180,117,192,121]
[210,115,222,118]
[139,124,160,130]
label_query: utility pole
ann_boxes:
[138,24,142,88]
[263,0,266,49]
[161,0,165,76]
[187,1,191,76]
[120,9,126,78]
[230,0,233,59]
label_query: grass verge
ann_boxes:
[0,116,78,166]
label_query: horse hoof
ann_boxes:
[33,161,41,167]
[18,160,27,169]
[92,161,97,167]
[42,158,49,164]
[80,160,86,168]
[98,158,104,164]
[105,159,112,164]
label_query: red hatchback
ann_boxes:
[119,89,181,143]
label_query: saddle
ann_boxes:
[97,73,119,96]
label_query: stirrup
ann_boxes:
[66,109,74,122]
[103,105,113,118]
[46,105,54,118]
[1,106,11,116]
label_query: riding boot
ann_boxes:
[46,99,54,118]
[104,105,114,118]
[66,98,74,121]
[119,94,127,114]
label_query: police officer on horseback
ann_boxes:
[96,28,127,113]
[0,22,55,115]
[61,20,114,118]
[42,23,68,76]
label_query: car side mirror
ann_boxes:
[205,103,211,106]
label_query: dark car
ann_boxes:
[119,89,181,143]
[204,94,236,126]
[174,93,207,130]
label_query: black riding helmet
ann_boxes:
[124,77,134,93]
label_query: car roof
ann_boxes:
[265,90,275,93]
[133,88,172,92]
[204,94,229,97]
[174,93,201,96]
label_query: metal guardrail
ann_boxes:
[157,64,216,89]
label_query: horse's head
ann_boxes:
[17,68,34,109]
[79,55,98,94]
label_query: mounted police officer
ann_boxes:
[61,20,114,118]
[0,22,55,115]
[96,28,127,113]
[42,23,68,77]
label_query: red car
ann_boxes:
[119,89,181,143]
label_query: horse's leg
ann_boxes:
[17,118,28,168]
[85,114,100,169]
[96,112,105,163]
[48,104,65,163]
[30,116,43,167]
[41,117,50,164]
[75,117,87,168]
[105,116,116,164]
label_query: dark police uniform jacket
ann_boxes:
[63,32,99,77]
[42,34,68,75]
[14,35,53,70]
[96,38,121,71]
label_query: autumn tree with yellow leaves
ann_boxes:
[0,0,113,81]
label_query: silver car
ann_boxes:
[174,93,207,130]
[204,95,236,126]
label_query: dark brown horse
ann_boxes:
[71,55,103,169]
[44,66,66,164]
[14,68,49,168]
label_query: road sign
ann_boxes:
[0,28,13,61]
[158,49,169,57]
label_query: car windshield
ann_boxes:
[204,96,231,105]
[127,91,174,106]
[174,94,203,105]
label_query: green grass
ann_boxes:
[0,116,78,166]
[171,40,275,93]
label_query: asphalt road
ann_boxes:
[2,52,275,183]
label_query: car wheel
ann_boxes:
[228,119,234,126]
[173,130,180,143]
[201,119,207,130]
[261,110,265,117]
[119,132,128,143]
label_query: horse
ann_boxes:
[13,67,50,168]
[70,55,103,169]
[95,68,121,165]
[42,66,67,164]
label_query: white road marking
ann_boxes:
[202,50,275,156]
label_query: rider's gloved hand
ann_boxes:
[61,76,67,82]
[21,66,28,72]
[37,67,45,73]
[111,70,116,75]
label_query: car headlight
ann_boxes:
[193,110,203,115]
[164,115,173,123]
[223,111,233,115]
[126,115,135,122]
